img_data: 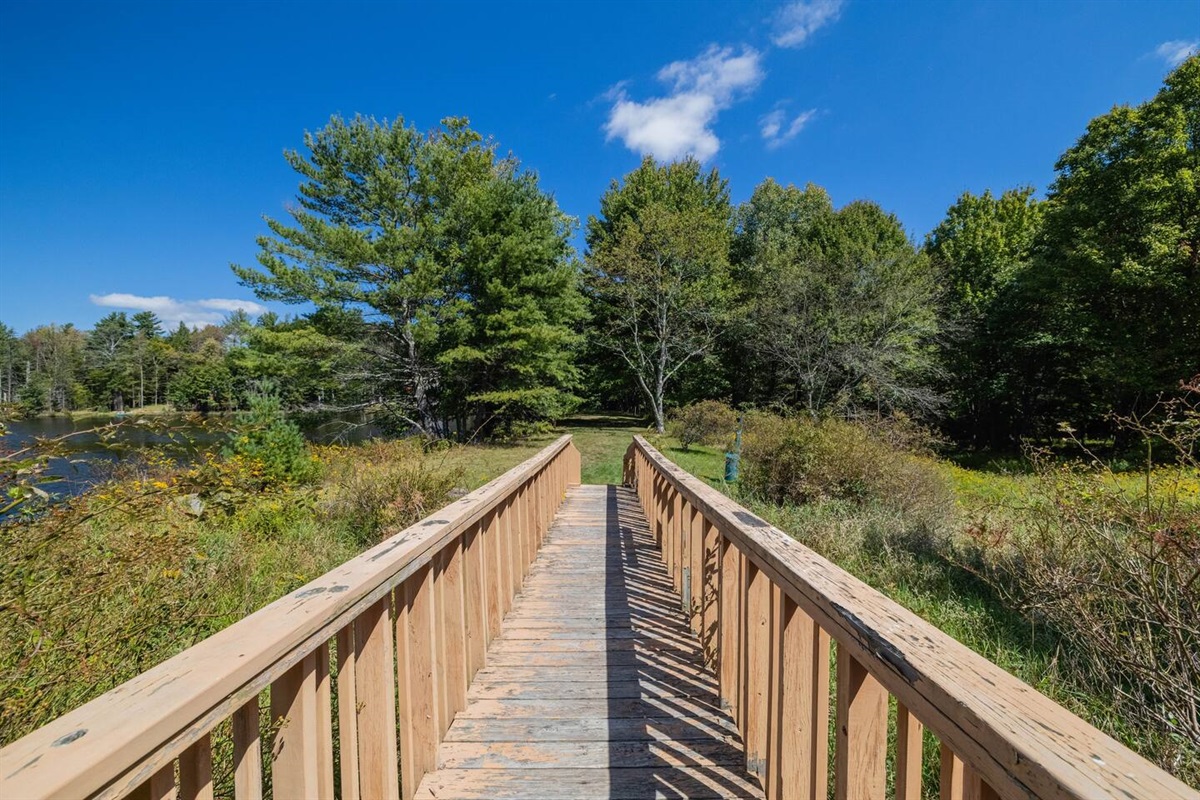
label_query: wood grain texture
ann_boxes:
[355,597,399,800]
[414,485,763,800]
[334,626,359,800]
[834,650,888,800]
[270,653,318,799]
[232,697,262,800]
[0,437,576,800]
[627,436,1198,800]
[896,702,924,800]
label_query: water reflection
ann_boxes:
[1,409,384,502]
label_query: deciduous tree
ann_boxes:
[585,157,733,432]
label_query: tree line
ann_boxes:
[3,57,1196,448]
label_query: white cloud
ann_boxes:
[89,293,267,329]
[1155,39,1198,67]
[773,0,844,48]
[760,107,817,148]
[604,45,763,162]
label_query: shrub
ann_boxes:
[226,394,318,486]
[739,411,952,522]
[317,439,464,545]
[668,400,738,450]
[960,385,1200,774]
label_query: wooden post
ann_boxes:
[496,500,513,617]
[896,703,924,800]
[270,653,318,798]
[356,598,400,800]
[131,764,176,800]
[941,743,965,800]
[835,650,887,800]
[483,510,503,643]
[701,518,719,662]
[464,524,488,680]
[233,696,263,800]
[334,626,359,800]
[718,535,742,723]
[315,642,334,799]
[179,735,213,800]
[745,563,770,777]
[396,567,436,800]
[689,506,703,634]
[765,585,785,800]
[438,541,468,736]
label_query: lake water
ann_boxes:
[1,410,384,503]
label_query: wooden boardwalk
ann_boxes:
[416,484,764,799]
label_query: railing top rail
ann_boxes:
[629,435,1198,800]
[0,435,573,800]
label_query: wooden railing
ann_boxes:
[624,436,1198,800]
[0,435,580,800]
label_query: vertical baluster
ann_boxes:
[745,563,770,777]
[484,510,503,642]
[896,703,923,800]
[737,549,750,732]
[671,490,683,588]
[396,566,437,800]
[509,484,524,600]
[233,697,262,800]
[774,596,829,800]
[654,475,665,547]
[439,540,468,734]
[271,653,318,798]
[689,506,703,633]
[701,518,719,662]
[718,536,742,722]
[335,626,359,800]
[681,500,691,598]
[496,500,513,617]
[179,734,213,800]
[940,743,965,800]
[131,763,176,800]
[356,597,399,800]
[464,523,488,680]
[315,642,334,798]
[532,471,543,558]
[835,650,887,800]
[765,584,785,800]
[432,552,450,736]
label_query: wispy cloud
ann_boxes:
[605,45,764,161]
[760,107,817,148]
[773,0,844,48]
[1155,39,1199,67]
[90,293,267,329]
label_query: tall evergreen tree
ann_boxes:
[233,114,582,437]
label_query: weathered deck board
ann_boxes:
[415,484,764,800]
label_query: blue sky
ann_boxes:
[0,0,1195,332]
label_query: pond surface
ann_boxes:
[2,410,384,503]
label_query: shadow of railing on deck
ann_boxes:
[604,485,760,799]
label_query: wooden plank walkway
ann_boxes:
[415,484,765,800]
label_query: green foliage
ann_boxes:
[233,114,583,438]
[925,56,1200,443]
[0,435,473,744]
[733,180,943,417]
[925,187,1044,446]
[955,384,1200,777]
[227,393,318,485]
[585,157,734,432]
[667,399,737,450]
[168,341,235,412]
[1026,55,1200,430]
[317,438,463,545]
[740,411,952,521]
